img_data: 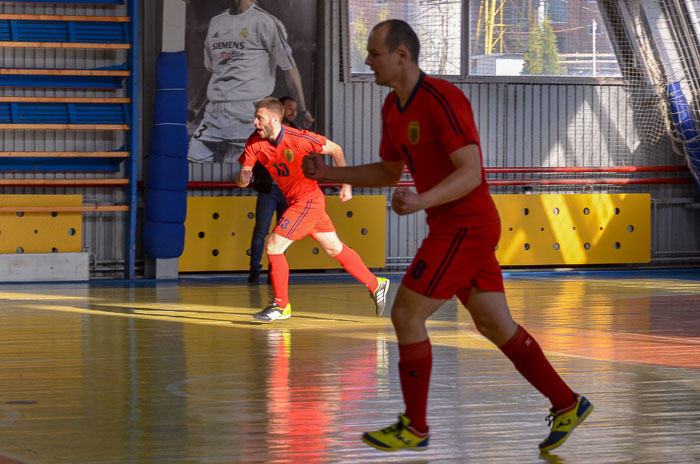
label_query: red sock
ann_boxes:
[398,339,432,434]
[499,325,576,411]
[268,253,289,307]
[333,244,378,292]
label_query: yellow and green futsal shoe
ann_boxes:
[539,394,593,453]
[362,413,429,452]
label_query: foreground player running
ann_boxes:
[237,97,389,321]
[302,20,592,453]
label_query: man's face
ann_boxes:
[254,108,277,140]
[365,25,401,87]
[282,100,298,125]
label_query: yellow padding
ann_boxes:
[494,194,650,265]
[0,195,82,253]
[180,195,386,272]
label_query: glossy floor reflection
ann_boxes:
[0,271,699,463]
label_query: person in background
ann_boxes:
[280,96,299,129]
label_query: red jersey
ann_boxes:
[239,125,327,203]
[379,73,499,227]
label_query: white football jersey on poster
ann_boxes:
[204,5,296,103]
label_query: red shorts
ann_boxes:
[402,222,504,303]
[273,192,335,241]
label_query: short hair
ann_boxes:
[279,96,296,105]
[256,97,284,120]
[373,19,420,63]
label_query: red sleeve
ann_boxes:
[238,138,260,166]
[296,129,326,153]
[379,96,402,162]
[435,87,480,155]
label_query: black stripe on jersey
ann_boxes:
[420,80,464,137]
[284,126,323,145]
[402,145,416,173]
[253,6,294,61]
[286,199,313,238]
[425,228,468,297]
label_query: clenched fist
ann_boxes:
[391,187,425,215]
[302,152,328,180]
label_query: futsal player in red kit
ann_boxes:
[302,20,592,453]
[237,97,390,322]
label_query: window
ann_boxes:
[557,36,567,54]
[348,0,463,76]
[347,0,621,78]
[470,0,621,76]
[548,0,567,24]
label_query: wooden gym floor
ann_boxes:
[0,270,699,464]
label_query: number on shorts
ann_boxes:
[278,218,290,230]
[411,260,427,279]
[193,123,208,140]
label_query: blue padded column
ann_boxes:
[144,51,188,258]
[668,82,700,192]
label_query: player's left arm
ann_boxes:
[319,139,352,202]
[392,144,482,215]
[283,67,314,129]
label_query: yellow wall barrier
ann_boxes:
[494,194,650,265]
[0,194,82,253]
[181,193,650,271]
[180,195,386,272]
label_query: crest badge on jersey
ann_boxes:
[241,29,248,39]
[408,121,420,145]
[284,150,294,162]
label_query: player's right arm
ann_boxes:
[303,101,404,186]
[236,165,253,188]
[237,140,259,188]
[188,24,215,122]
[283,67,314,128]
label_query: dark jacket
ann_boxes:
[252,161,273,194]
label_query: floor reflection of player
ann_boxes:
[188,0,314,163]
[263,326,385,461]
[264,329,331,459]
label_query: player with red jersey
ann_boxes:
[303,20,592,453]
[237,97,390,322]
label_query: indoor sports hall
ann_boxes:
[0,1,699,463]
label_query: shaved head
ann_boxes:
[371,19,420,63]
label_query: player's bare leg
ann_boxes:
[464,287,592,451]
[463,288,518,345]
